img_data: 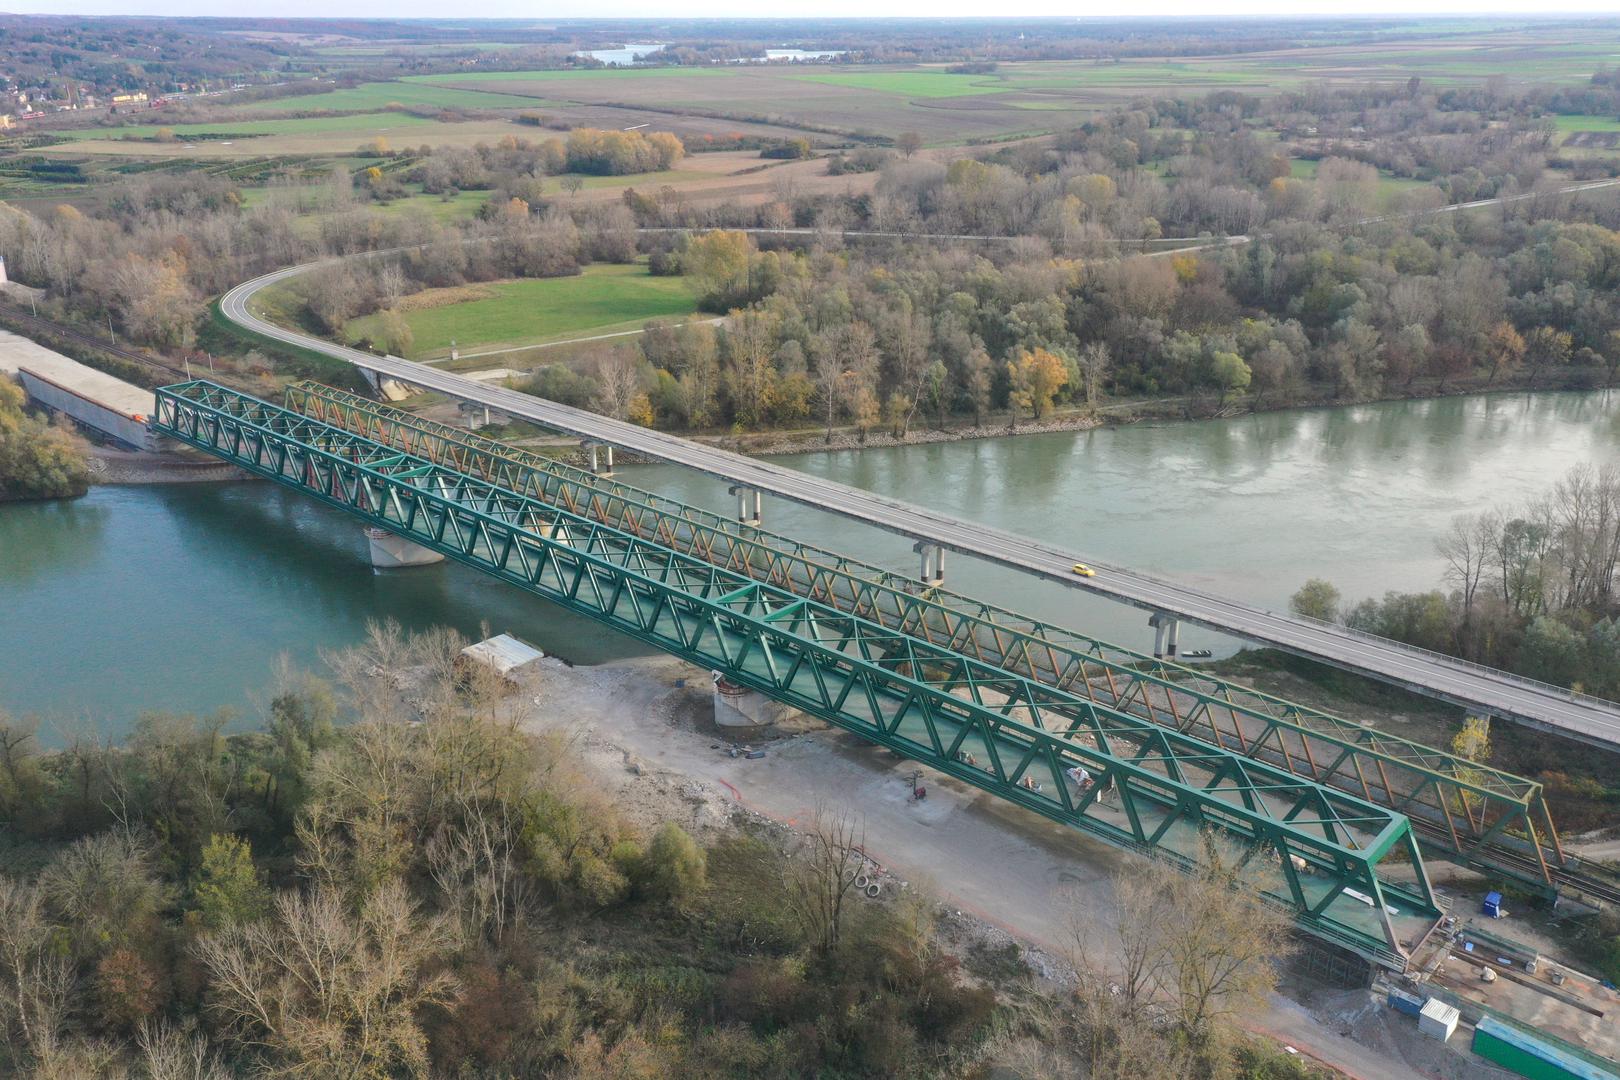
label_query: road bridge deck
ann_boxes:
[220,264,1620,747]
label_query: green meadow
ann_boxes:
[344,263,701,359]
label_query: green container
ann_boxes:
[1471,1015,1620,1080]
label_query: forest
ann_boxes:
[15,73,1620,427]
[0,624,1311,1079]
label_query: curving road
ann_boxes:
[219,257,1620,747]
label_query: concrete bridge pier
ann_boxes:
[914,541,945,587]
[729,485,762,526]
[358,367,416,402]
[1149,612,1180,659]
[583,441,614,477]
[366,527,444,568]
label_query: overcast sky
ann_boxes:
[11,2,1620,19]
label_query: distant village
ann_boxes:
[0,80,250,129]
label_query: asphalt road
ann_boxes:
[218,253,1620,747]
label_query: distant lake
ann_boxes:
[575,43,667,66]
[763,49,846,61]
[573,45,845,66]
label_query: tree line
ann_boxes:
[1287,463,1620,850]
[1291,464,1620,699]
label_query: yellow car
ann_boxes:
[1071,563,1096,577]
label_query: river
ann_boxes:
[3,390,1615,740]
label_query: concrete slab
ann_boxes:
[0,328,153,419]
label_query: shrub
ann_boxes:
[190,834,270,930]
[635,822,707,907]
[94,947,167,1033]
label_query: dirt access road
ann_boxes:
[517,654,1509,1080]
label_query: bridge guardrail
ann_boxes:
[1090,561,1618,715]
[1284,612,1618,713]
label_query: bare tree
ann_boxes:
[589,352,641,421]
[810,339,849,442]
[1158,838,1294,1037]
[375,263,409,310]
[137,1019,230,1080]
[0,877,75,1066]
[1078,341,1111,411]
[1063,836,1293,1046]
[1438,510,1498,654]
[197,880,457,1078]
[783,805,864,956]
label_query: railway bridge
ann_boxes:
[155,378,1620,969]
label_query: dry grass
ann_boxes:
[395,284,496,312]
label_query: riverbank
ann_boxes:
[705,370,1612,458]
[515,652,1503,1080]
[88,446,246,485]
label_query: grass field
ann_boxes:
[42,116,528,158]
[1553,114,1620,133]
[402,32,1620,146]
[788,71,1014,98]
[240,184,495,224]
[1288,157,1433,198]
[343,263,700,359]
[235,82,549,114]
[51,112,446,141]
[401,68,724,85]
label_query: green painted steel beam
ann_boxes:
[156,380,1444,966]
[281,380,1564,892]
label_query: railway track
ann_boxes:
[1549,861,1620,908]
[1404,816,1620,908]
[0,303,190,382]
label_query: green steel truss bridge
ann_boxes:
[280,381,1568,897]
[156,379,1444,967]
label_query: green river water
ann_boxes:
[2,390,1615,740]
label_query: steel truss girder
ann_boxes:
[281,380,1563,892]
[158,381,1444,964]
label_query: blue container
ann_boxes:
[1388,988,1427,1017]
[1483,891,1504,918]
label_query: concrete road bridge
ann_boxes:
[220,263,1620,751]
